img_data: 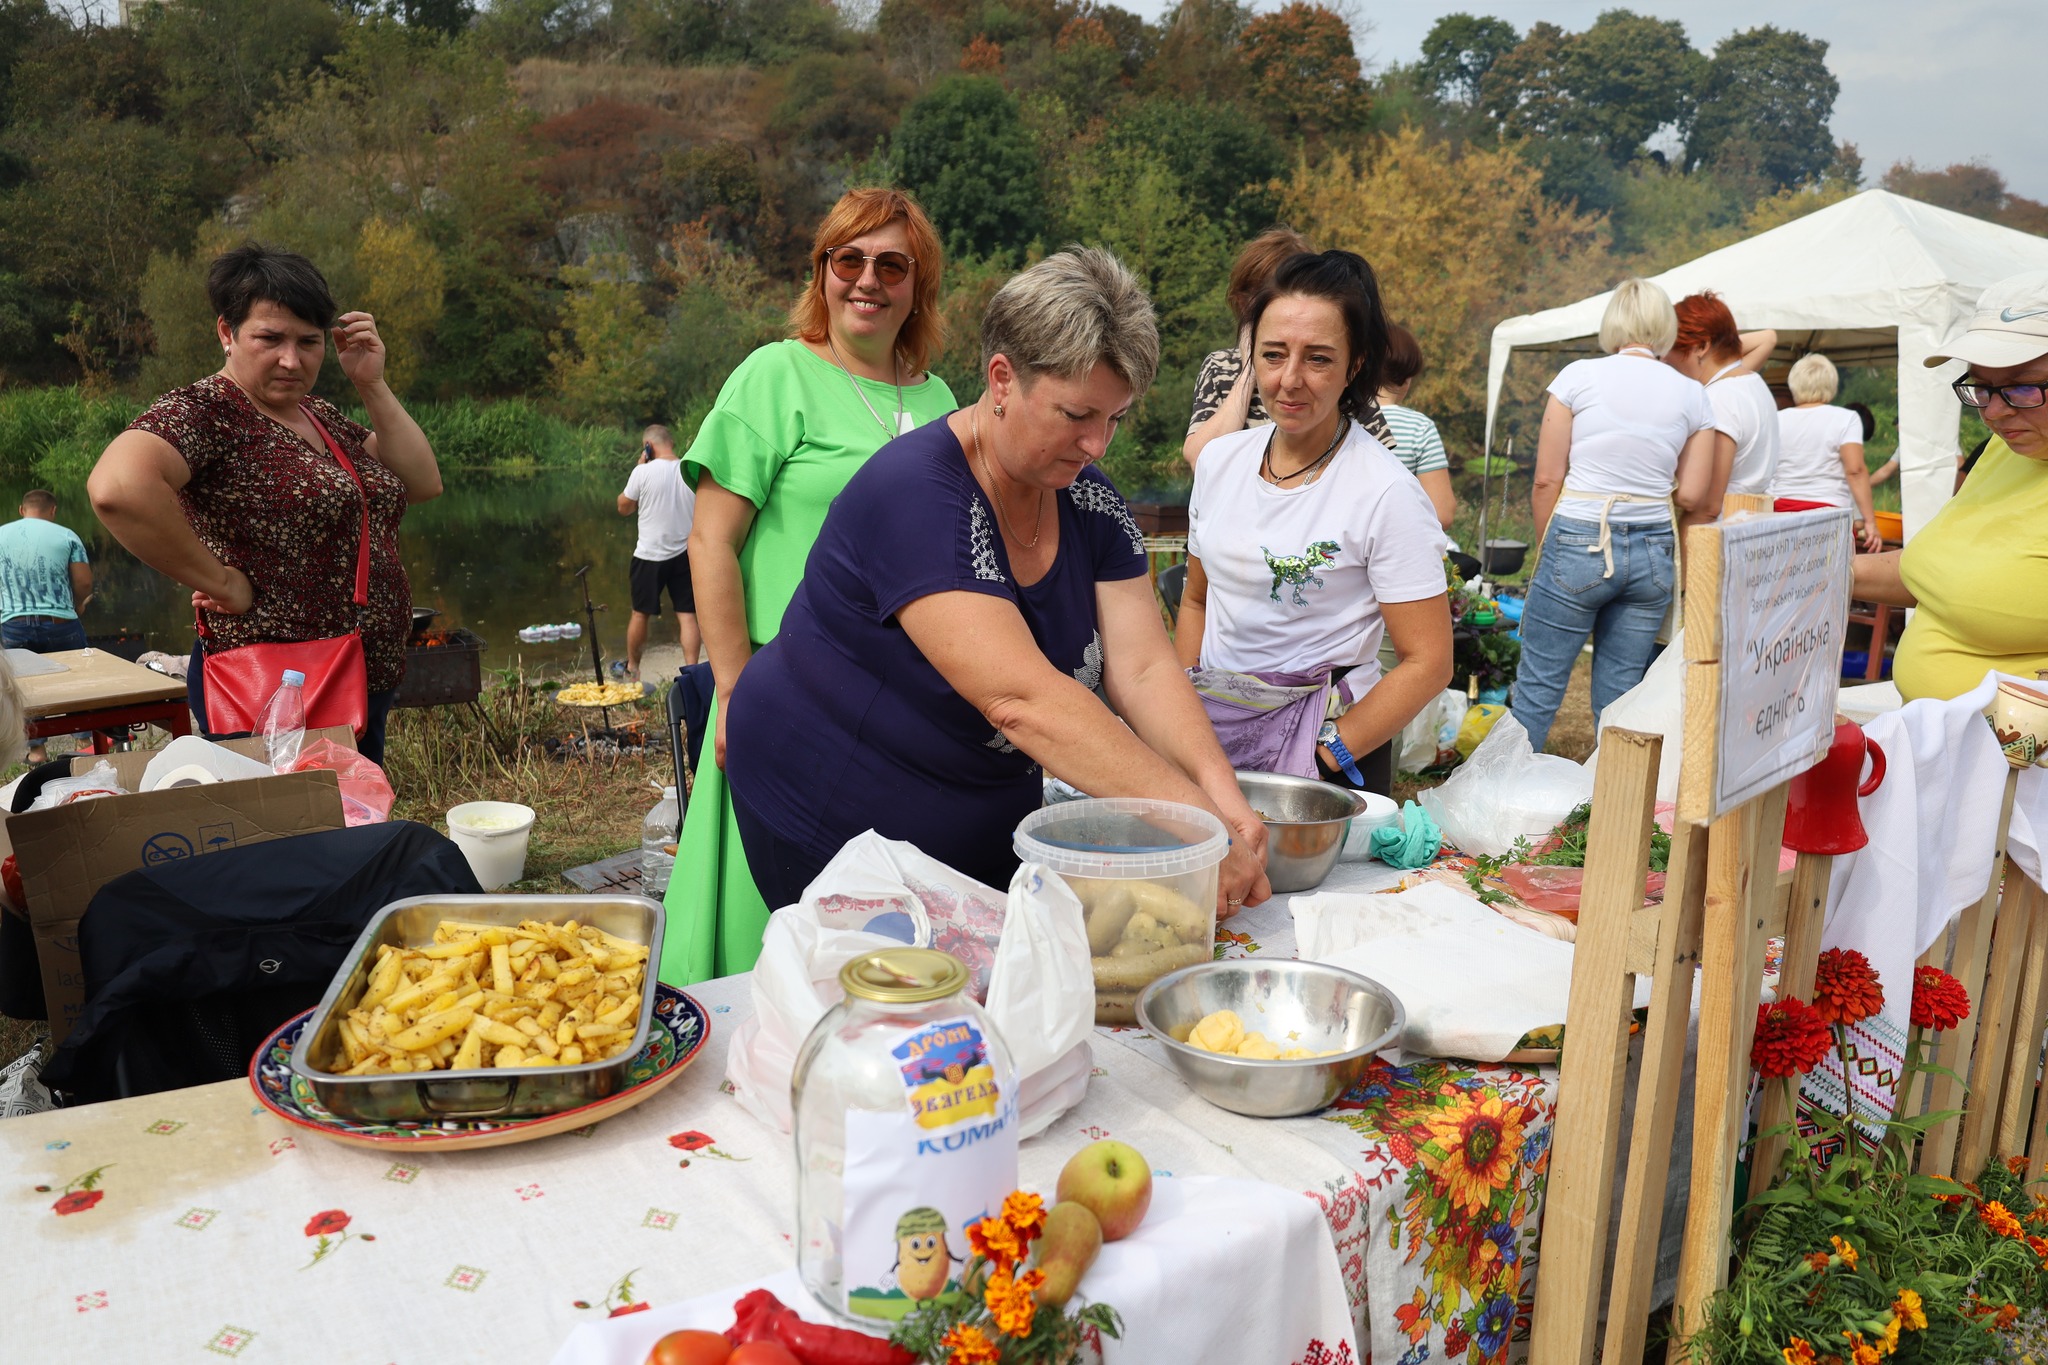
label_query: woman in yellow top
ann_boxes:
[1853,268,2048,699]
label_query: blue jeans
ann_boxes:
[1,616,87,653]
[1510,516,1674,753]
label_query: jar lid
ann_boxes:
[840,948,968,1004]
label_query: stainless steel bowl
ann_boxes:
[292,894,664,1123]
[1137,959,1405,1117]
[1236,770,1371,892]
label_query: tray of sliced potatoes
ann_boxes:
[292,895,665,1123]
[555,680,651,707]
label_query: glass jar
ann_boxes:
[792,947,1019,1327]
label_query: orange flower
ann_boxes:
[968,1214,1024,1270]
[941,1323,1001,1365]
[983,1265,1045,1338]
[1830,1235,1859,1271]
[1995,1303,2020,1330]
[1000,1190,1046,1242]
[1420,1091,1529,1217]
[1840,1331,1880,1365]
[1811,949,1885,1027]
[1891,1287,1926,1332]
[1928,1174,1967,1206]
[1804,1251,1832,1275]
[1981,1200,2024,1239]
[1878,1316,1900,1353]
[1782,1338,1818,1365]
[2027,1235,2048,1266]
[2010,1155,2030,1175]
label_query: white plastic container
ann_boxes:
[641,787,679,896]
[1340,791,1403,861]
[445,800,537,890]
[1014,797,1229,1025]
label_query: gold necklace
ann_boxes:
[972,404,1044,548]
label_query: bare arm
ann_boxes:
[1676,428,1732,534]
[1736,329,1778,374]
[1868,457,1898,485]
[87,430,253,614]
[1316,594,1453,770]
[1839,441,1883,552]
[1531,396,1573,537]
[1182,336,1255,471]
[687,471,759,767]
[68,561,91,612]
[1417,468,1458,529]
[897,586,1270,913]
[335,313,441,504]
[616,494,638,516]
[1174,555,1209,670]
[1852,550,1914,607]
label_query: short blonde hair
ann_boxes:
[1787,352,1840,404]
[1598,277,1678,356]
[981,247,1160,396]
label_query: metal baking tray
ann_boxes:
[291,894,665,1123]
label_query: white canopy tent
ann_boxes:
[1484,189,2048,539]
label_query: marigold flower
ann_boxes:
[1910,966,1971,1031]
[1831,1235,1859,1270]
[1928,1173,1967,1205]
[1981,1200,2024,1239]
[1804,1251,1832,1275]
[967,1214,1024,1270]
[1811,949,1885,1027]
[1891,1287,1926,1332]
[1753,998,1833,1078]
[1878,1316,1900,1353]
[1782,1337,1818,1365]
[2027,1234,2048,1266]
[1840,1331,1881,1365]
[1995,1303,2020,1330]
[1000,1190,1046,1242]
[941,1323,1001,1365]
[982,1265,1046,1337]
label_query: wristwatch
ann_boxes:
[1317,719,1367,788]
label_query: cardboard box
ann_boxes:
[10,730,354,1044]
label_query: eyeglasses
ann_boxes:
[1954,378,2048,409]
[822,246,914,286]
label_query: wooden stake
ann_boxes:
[1962,868,2041,1176]
[1996,878,2048,1162]
[1529,729,1662,1364]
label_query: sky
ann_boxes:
[1125,0,2048,200]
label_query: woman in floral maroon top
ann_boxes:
[88,245,442,764]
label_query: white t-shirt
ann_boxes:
[1770,405,1863,506]
[623,457,695,561]
[1187,422,1447,687]
[1706,369,1781,496]
[1547,353,1714,524]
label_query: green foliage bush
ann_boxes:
[0,387,144,481]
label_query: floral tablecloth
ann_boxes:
[0,857,1560,1365]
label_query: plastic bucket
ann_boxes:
[446,800,537,891]
[1014,798,1229,1026]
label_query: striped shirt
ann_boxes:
[1378,404,1449,476]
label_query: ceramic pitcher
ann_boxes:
[1783,719,1886,855]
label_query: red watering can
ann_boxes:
[1783,719,1886,855]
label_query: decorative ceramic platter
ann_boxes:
[250,984,707,1151]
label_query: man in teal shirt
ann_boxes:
[0,488,91,655]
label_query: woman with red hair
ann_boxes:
[1665,292,1779,503]
[666,188,956,984]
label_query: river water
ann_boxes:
[38,467,655,678]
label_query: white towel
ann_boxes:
[1809,672,2048,1144]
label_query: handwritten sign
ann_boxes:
[1709,508,1854,816]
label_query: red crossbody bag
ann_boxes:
[197,405,371,736]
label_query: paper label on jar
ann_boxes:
[839,1015,1018,1322]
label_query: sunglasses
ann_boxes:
[1954,378,2048,410]
[822,246,914,286]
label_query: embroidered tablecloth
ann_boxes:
[0,857,1559,1365]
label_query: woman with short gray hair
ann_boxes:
[723,247,1270,917]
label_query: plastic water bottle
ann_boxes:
[260,668,308,773]
[641,786,679,897]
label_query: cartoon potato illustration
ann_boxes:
[892,1207,957,1301]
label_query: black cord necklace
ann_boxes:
[1262,416,1350,486]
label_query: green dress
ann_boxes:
[661,340,958,985]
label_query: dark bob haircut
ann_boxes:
[1246,250,1391,418]
[207,244,337,333]
[1383,322,1424,388]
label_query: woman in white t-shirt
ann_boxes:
[1770,352,1885,553]
[1175,250,1451,794]
[1511,278,1721,753]
[1665,291,1779,500]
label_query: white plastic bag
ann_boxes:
[1418,714,1595,857]
[26,761,126,811]
[1397,688,1466,771]
[1582,626,1687,803]
[725,832,1094,1138]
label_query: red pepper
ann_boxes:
[726,1289,788,1344]
[768,1306,917,1365]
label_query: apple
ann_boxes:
[1033,1201,1103,1306]
[1055,1138,1153,1241]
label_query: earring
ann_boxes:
[993,403,1005,417]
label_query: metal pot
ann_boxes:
[1235,770,1371,893]
[1480,539,1528,576]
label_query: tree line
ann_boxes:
[0,0,2033,492]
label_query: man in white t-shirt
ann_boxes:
[618,423,699,676]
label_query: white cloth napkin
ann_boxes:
[1294,881,1651,1061]
[549,1176,1357,1365]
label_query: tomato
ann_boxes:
[646,1329,733,1365]
[727,1342,801,1365]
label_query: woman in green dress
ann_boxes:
[664,188,955,984]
